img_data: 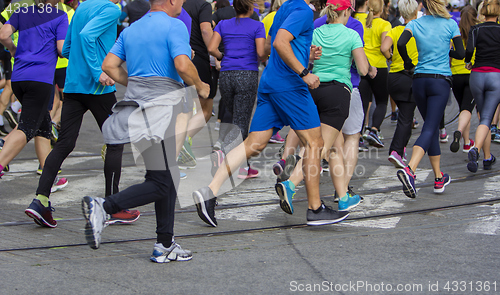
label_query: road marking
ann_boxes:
[465,204,500,236]
[341,216,401,229]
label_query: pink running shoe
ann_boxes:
[463,139,475,153]
[238,167,259,179]
[388,151,406,168]
[50,177,68,193]
[269,133,285,144]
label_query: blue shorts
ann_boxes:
[249,87,321,132]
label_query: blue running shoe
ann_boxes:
[180,172,187,179]
[338,193,361,211]
[467,147,479,173]
[397,166,417,198]
[275,180,295,214]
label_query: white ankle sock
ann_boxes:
[11,101,22,113]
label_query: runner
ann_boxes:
[193,0,349,227]
[83,0,209,260]
[25,0,140,228]
[396,0,464,198]
[381,0,418,168]
[464,0,500,172]
[449,5,478,154]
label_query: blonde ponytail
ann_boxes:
[425,0,451,19]
[366,0,383,27]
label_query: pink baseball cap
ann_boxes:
[326,0,354,11]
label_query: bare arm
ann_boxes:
[264,34,272,56]
[352,47,369,77]
[273,29,319,89]
[380,35,392,60]
[200,22,213,49]
[0,24,16,55]
[255,38,267,62]
[174,54,210,99]
[102,53,128,86]
[57,40,64,57]
[207,31,222,60]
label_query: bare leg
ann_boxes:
[0,130,28,167]
[175,111,192,157]
[280,129,301,160]
[186,97,213,139]
[328,131,346,198]
[34,136,51,169]
[457,110,472,144]
[0,80,13,114]
[429,155,442,179]
[342,133,360,187]
[407,145,425,171]
[474,124,491,155]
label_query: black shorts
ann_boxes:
[192,54,213,99]
[452,74,475,113]
[1,50,12,80]
[388,71,414,102]
[309,80,351,130]
[11,81,53,141]
[54,67,67,89]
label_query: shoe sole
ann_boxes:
[439,136,448,143]
[269,139,285,144]
[192,191,217,227]
[272,162,284,176]
[237,173,259,179]
[467,150,479,173]
[366,135,384,148]
[434,177,451,193]
[307,212,349,226]
[450,131,461,153]
[397,170,416,198]
[50,179,68,193]
[280,154,298,182]
[4,110,18,129]
[81,196,100,249]
[388,155,405,168]
[25,209,57,228]
[275,183,293,215]
[210,151,222,177]
[107,213,141,225]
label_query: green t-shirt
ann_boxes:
[312,23,363,90]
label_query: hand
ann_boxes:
[196,81,210,99]
[9,47,16,58]
[465,62,472,70]
[215,59,221,71]
[403,60,415,72]
[368,65,377,79]
[191,49,196,60]
[302,73,320,89]
[99,72,115,86]
[309,45,322,63]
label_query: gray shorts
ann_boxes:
[342,88,363,135]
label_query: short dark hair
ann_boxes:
[234,0,254,15]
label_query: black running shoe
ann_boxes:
[483,154,496,170]
[450,130,461,153]
[306,201,349,226]
[3,107,18,129]
[467,147,479,173]
[0,125,8,136]
[192,186,217,227]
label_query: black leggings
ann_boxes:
[217,70,258,153]
[103,109,179,245]
[452,74,475,113]
[360,67,389,131]
[36,92,124,197]
[11,81,52,142]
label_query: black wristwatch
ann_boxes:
[299,68,309,78]
[217,53,224,61]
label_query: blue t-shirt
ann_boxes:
[258,0,314,93]
[313,16,364,88]
[177,8,192,36]
[406,15,460,76]
[7,7,68,84]
[214,17,265,71]
[110,11,191,82]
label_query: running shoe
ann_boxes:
[273,159,286,176]
[50,177,68,193]
[492,131,500,144]
[391,111,398,123]
[433,172,451,194]
[269,133,285,144]
[275,180,295,214]
[362,128,370,140]
[333,186,364,203]
[3,107,18,129]
[439,128,448,143]
[366,129,384,148]
[150,240,193,263]
[50,122,58,146]
[467,147,479,173]
[180,171,187,179]
[238,167,259,179]
[37,164,62,175]
[358,138,369,152]
[214,121,220,131]
[210,150,224,177]
[107,209,141,225]
[306,201,349,226]
[0,125,8,136]
[192,186,217,227]
[463,139,475,153]
[25,199,57,228]
[178,139,196,169]
[491,125,498,140]
[82,196,109,249]
[397,166,417,198]
[388,150,406,168]
[0,139,9,173]
[213,140,222,151]
[321,159,329,172]
[278,154,299,182]
[277,135,287,159]
[450,130,461,153]
[377,130,384,140]
[412,117,419,129]
[338,192,362,211]
[483,154,496,170]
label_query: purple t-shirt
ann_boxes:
[314,15,364,87]
[214,17,265,71]
[177,8,192,36]
[7,7,68,84]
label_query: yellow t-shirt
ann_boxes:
[262,11,276,38]
[451,39,473,75]
[354,12,368,31]
[55,3,74,69]
[387,25,418,73]
[364,17,391,68]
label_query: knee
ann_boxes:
[246,141,266,157]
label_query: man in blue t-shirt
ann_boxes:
[192,0,349,228]
[82,0,209,260]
